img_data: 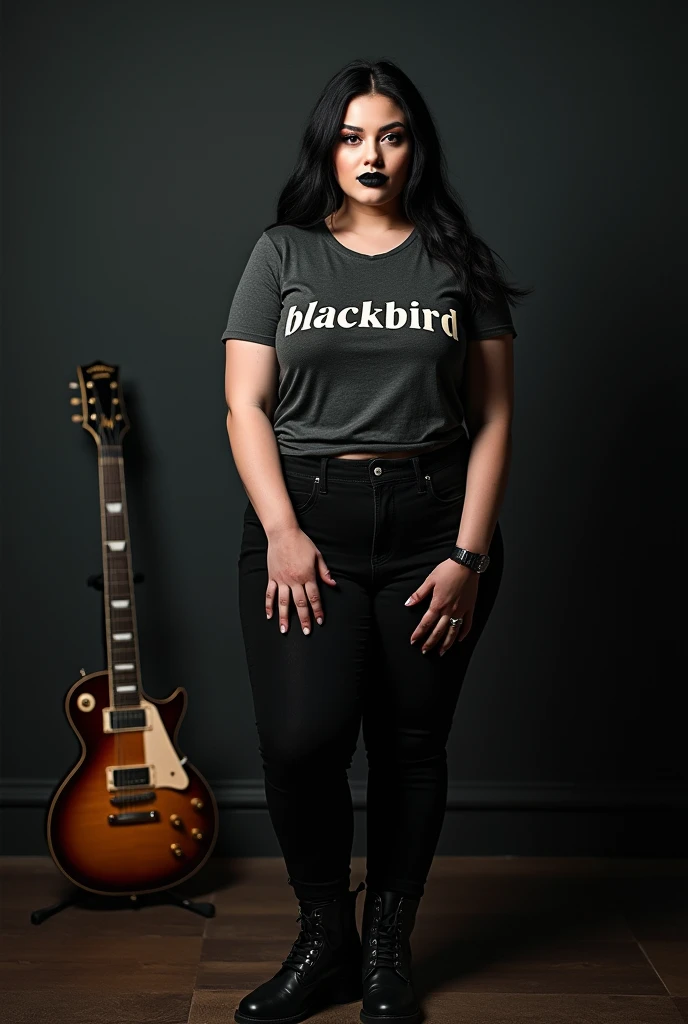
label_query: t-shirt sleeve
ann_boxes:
[466,284,518,341]
[220,232,282,346]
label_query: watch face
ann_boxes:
[477,555,490,573]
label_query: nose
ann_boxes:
[363,139,384,168]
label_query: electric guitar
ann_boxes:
[46,360,218,895]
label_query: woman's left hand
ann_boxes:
[404,559,478,654]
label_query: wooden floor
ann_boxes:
[1,855,687,1023]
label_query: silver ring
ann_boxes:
[449,616,463,629]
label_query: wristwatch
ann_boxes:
[449,546,490,573]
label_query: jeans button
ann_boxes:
[373,466,382,476]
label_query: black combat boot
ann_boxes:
[234,880,365,1024]
[360,889,422,1024]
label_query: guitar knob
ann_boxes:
[191,828,203,841]
[170,843,184,858]
[191,798,204,810]
[170,814,183,828]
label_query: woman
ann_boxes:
[222,58,530,1024]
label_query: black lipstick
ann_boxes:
[357,172,388,188]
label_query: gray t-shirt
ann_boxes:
[221,221,517,456]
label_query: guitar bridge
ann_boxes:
[107,810,160,826]
[109,790,156,806]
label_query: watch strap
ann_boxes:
[450,546,490,573]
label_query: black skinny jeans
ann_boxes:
[237,434,504,903]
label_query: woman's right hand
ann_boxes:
[266,526,337,634]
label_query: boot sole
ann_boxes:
[360,1009,422,1024]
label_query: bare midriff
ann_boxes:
[332,442,449,460]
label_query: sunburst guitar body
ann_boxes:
[46,361,218,895]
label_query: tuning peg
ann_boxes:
[70,397,80,406]
[71,414,83,423]
[69,381,79,389]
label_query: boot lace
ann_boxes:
[282,907,323,973]
[369,911,403,970]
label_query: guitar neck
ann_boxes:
[98,443,142,707]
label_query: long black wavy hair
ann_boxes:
[265,57,532,313]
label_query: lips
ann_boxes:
[357,172,388,188]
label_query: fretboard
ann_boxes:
[99,444,141,708]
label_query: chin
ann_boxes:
[354,187,390,200]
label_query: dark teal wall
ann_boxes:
[2,0,686,854]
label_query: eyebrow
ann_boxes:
[340,121,406,133]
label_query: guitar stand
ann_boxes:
[31,886,216,924]
[31,570,217,924]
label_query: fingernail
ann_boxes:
[303,627,310,635]
[316,617,323,625]
[404,597,412,606]
[280,624,286,633]
[410,638,416,645]
[266,612,271,619]
[439,650,445,656]
[421,648,427,655]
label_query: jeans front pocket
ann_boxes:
[284,472,321,515]
[424,464,467,505]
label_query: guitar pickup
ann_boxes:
[105,764,156,791]
[103,706,151,733]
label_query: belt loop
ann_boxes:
[411,455,426,493]
[319,455,329,494]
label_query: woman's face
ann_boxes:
[332,92,412,209]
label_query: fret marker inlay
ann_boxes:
[112,632,133,641]
[115,684,137,693]
[114,663,135,671]
[106,502,123,513]
[111,599,130,609]
[106,540,126,551]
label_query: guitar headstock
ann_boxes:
[69,361,130,445]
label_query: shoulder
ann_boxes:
[262,222,324,258]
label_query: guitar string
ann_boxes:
[118,451,139,815]
[100,410,129,811]
[101,420,125,814]
[114,451,134,811]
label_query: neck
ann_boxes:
[328,200,411,236]
[98,443,142,707]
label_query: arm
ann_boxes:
[225,337,335,635]
[404,330,515,652]
[456,331,515,554]
[224,338,300,539]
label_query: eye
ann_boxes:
[341,133,359,144]
[383,133,404,145]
